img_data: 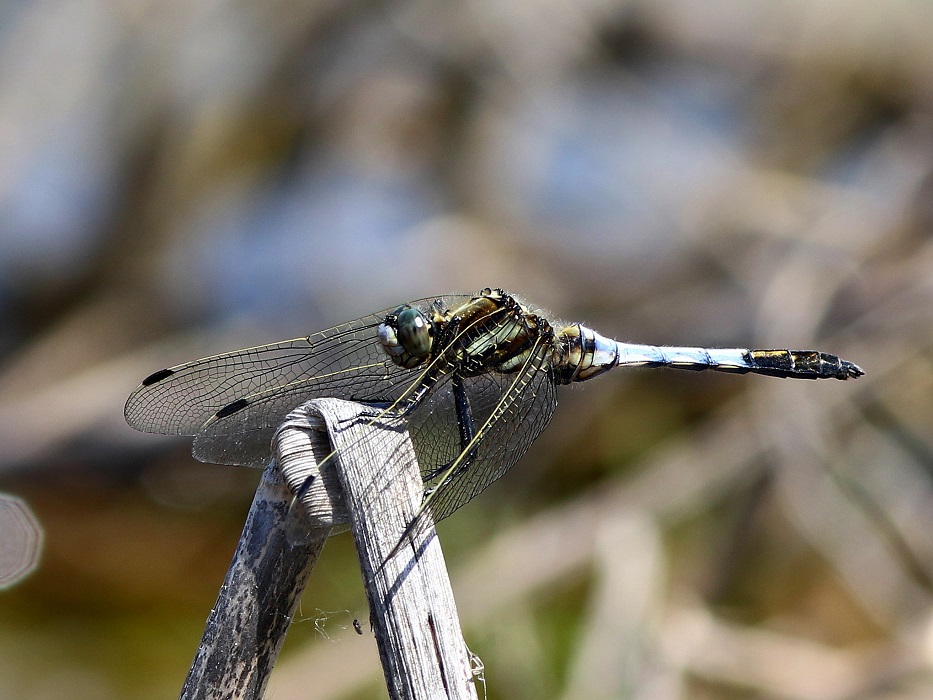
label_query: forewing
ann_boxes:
[125,295,477,466]
[191,352,426,466]
[125,315,385,436]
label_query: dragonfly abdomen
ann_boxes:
[555,323,864,383]
[614,344,864,380]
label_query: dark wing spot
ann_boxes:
[216,397,250,419]
[141,367,175,386]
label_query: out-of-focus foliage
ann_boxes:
[0,1,931,698]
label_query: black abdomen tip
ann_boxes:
[840,360,865,379]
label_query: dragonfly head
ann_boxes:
[378,305,435,369]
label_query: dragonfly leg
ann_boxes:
[293,473,316,501]
[453,374,477,459]
[422,373,478,483]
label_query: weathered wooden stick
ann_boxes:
[180,462,328,700]
[183,397,476,699]
[283,398,478,700]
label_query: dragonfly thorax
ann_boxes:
[378,289,561,379]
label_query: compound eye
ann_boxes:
[396,307,433,357]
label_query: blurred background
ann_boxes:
[0,0,931,698]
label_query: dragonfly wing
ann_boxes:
[191,354,424,466]
[408,339,558,522]
[126,294,482,466]
[124,295,479,439]
[125,314,387,436]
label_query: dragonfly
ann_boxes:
[125,287,863,524]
